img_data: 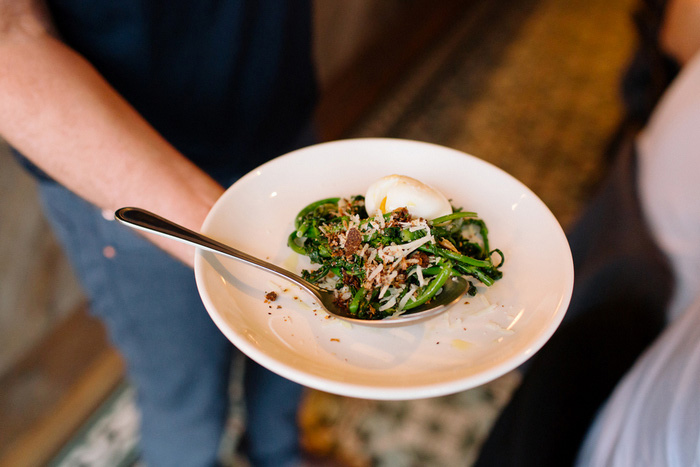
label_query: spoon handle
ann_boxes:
[114,207,313,292]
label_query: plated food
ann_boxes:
[288,175,504,320]
[195,138,573,400]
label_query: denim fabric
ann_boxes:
[38,183,303,466]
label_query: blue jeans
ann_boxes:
[38,182,303,467]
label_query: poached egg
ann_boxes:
[364,174,452,220]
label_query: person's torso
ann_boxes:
[46,0,317,179]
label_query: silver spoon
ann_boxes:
[115,207,468,327]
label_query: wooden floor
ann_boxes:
[0,308,123,467]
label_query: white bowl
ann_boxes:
[195,138,573,400]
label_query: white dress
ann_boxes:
[576,50,700,466]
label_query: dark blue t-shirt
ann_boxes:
[27,1,316,182]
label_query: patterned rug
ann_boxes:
[51,0,637,464]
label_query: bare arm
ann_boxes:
[0,0,224,267]
[660,0,700,65]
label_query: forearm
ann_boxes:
[660,0,700,65]
[0,16,223,266]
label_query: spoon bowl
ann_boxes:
[115,207,468,326]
